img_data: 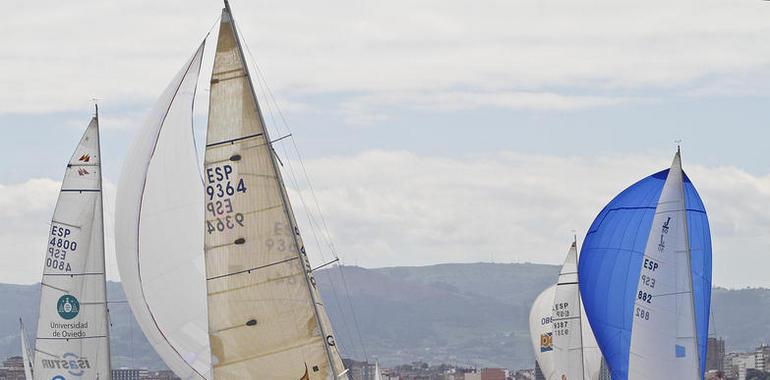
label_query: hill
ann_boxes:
[0,263,767,370]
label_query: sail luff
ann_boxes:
[215,3,341,377]
[574,239,586,380]
[94,107,113,378]
[678,149,702,377]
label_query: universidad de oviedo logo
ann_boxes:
[57,295,80,320]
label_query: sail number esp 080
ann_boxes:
[205,164,248,234]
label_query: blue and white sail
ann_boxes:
[578,150,711,380]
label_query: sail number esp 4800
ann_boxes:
[206,164,247,234]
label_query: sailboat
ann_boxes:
[551,241,603,380]
[19,319,33,380]
[374,361,384,380]
[530,285,557,379]
[578,149,711,380]
[33,111,112,380]
[115,2,347,379]
[529,243,604,380]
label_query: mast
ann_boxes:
[217,1,341,376]
[94,103,113,376]
[678,147,702,378]
[574,236,586,380]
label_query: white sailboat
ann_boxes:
[627,150,701,380]
[115,2,346,379]
[19,319,33,380]
[374,361,384,380]
[530,285,557,379]
[551,241,602,380]
[33,111,111,380]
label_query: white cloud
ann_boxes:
[284,150,770,288]
[1,0,770,114]
[2,152,768,289]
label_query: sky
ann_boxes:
[1,0,769,288]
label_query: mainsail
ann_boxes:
[578,150,711,380]
[530,285,557,380]
[203,3,344,378]
[20,319,33,380]
[552,242,602,380]
[34,115,111,380]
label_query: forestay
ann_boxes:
[530,285,557,380]
[115,44,212,379]
[34,117,111,380]
[203,6,345,379]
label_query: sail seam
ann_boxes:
[206,256,299,281]
[205,132,263,148]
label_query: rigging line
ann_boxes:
[236,22,370,362]
[236,23,339,260]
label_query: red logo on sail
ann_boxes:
[77,168,89,176]
[78,154,90,162]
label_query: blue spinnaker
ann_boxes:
[578,165,711,380]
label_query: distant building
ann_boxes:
[144,370,181,380]
[112,368,147,380]
[1,357,23,369]
[757,344,770,372]
[512,369,535,380]
[599,358,612,380]
[707,337,726,372]
[534,361,545,380]
[480,367,505,380]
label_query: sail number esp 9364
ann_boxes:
[206,164,247,234]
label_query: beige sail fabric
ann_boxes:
[204,8,344,379]
[34,118,111,380]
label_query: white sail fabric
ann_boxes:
[374,361,383,380]
[115,43,212,380]
[20,319,33,380]
[628,151,700,379]
[203,8,344,379]
[530,285,557,380]
[34,117,111,380]
[552,242,602,380]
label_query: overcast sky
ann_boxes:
[1,0,769,288]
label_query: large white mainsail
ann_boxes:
[530,285,557,380]
[115,44,211,379]
[552,242,602,380]
[34,115,111,380]
[19,319,33,380]
[203,3,345,378]
[627,150,700,379]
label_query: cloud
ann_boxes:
[2,151,768,289]
[2,0,770,114]
[283,150,770,288]
[0,179,119,285]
